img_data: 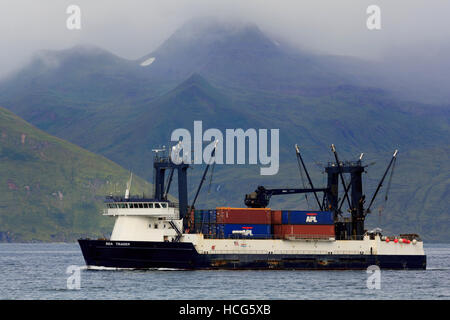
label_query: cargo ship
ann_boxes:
[78,144,426,270]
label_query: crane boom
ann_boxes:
[366,149,398,213]
[295,144,323,210]
[245,185,329,208]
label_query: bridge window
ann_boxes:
[148,203,153,208]
[138,203,143,208]
[143,203,148,208]
[161,203,167,208]
[155,203,161,208]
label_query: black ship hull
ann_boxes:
[78,239,426,270]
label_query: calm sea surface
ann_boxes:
[0,243,448,300]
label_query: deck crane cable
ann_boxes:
[366,149,398,215]
[378,155,397,224]
[337,152,364,213]
[198,153,217,236]
[163,168,175,200]
[331,144,352,213]
[295,145,323,210]
[207,159,216,195]
[198,160,216,238]
[338,177,352,213]
[191,140,219,234]
[295,146,310,209]
[384,155,396,203]
[321,171,327,209]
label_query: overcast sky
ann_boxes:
[1,0,449,78]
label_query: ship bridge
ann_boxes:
[103,196,179,219]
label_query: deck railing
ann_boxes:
[199,249,367,255]
[200,233,335,241]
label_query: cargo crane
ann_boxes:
[325,145,398,240]
[156,141,398,241]
[245,145,330,209]
[244,145,330,209]
[244,144,398,241]
[244,186,328,208]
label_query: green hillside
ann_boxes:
[0,107,152,242]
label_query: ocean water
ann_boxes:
[0,243,448,300]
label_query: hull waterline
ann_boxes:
[78,239,426,270]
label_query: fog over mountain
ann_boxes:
[1,1,449,103]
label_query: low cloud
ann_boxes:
[1,0,449,102]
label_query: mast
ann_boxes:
[326,145,366,239]
[153,145,190,219]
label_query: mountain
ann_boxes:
[0,18,448,241]
[0,106,152,242]
[0,44,172,134]
[138,19,357,95]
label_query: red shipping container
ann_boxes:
[273,224,335,239]
[273,224,283,237]
[271,210,282,224]
[216,207,271,224]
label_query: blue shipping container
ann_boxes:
[201,223,218,236]
[223,224,271,239]
[194,209,216,224]
[207,210,216,223]
[194,209,217,235]
[281,211,334,225]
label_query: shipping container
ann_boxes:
[194,209,216,223]
[193,209,217,235]
[273,224,335,239]
[216,207,271,224]
[200,223,219,238]
[281,210,334,225]
[271,210,282,224]
[222,224,272,239]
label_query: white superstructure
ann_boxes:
[104,198,182,242]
